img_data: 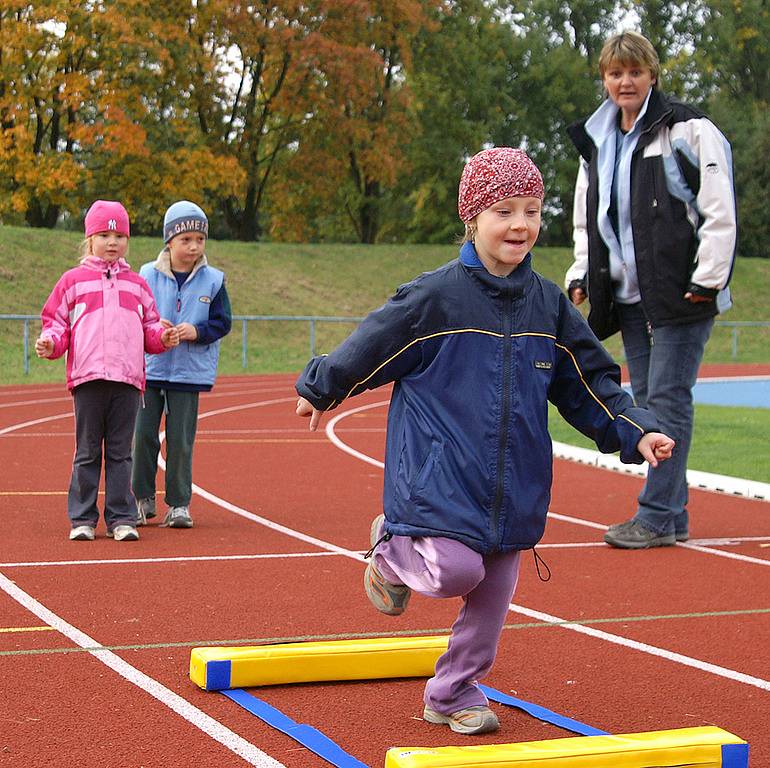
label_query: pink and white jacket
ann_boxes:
[40,256,168,391]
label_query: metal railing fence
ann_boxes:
[1,314,768,375]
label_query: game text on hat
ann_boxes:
[163,200,209,243]
[458,147,544,223]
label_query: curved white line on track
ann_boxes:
[0,573,283,767]
[0,412,72,436]
[323,400,770,691]
[323,400,770,501]
[157,397,366,563]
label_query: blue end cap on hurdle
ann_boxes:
[722,742,750,767]
[206,660,232,691]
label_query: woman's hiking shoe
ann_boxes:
[364,514,410,616]
[136,496,157,526]
[108,525,139,542]
[423,705,499,735]
[162,506,193,528]
[604,519,675,549]
[69,525,95,541]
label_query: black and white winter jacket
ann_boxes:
[565,88,736,339]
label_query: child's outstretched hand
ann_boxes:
[636,432,675,468]
[161,326,180,348]
[35,337,54,358]
[296,396,323,431]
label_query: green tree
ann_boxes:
[394,0,517,244]
[497,0,620,245]
[695,0,769,258]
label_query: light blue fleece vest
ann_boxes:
[141,262,224,386]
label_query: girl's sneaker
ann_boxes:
[423,705,499,735]
[108,525,139,541]
[364,514,410,615]
[69,525,95,541]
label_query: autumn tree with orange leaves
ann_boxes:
[0,1,241,233]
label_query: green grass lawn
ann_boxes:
[549,403,770,483]
[2,223,768,482]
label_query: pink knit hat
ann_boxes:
[458,148,544,222]
[84,200,130,238]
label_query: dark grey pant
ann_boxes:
[68,380,141,530]
[132,387,199,507]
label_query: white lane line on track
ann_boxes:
[0,385,290,412]
[0,412,71,435]
[1,551,346,568]
[0,572,284,767]
[4,538,768,569]
[323,399,770,691]
[509,601,770,692]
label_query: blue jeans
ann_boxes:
[617,302,713,536]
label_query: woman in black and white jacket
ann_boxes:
[565,31,737,550]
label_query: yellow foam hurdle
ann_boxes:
[190,635,449,690]
[384,726,748,768]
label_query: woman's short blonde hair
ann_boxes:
[599,31,660,83]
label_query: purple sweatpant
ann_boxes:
[373,528,521,715]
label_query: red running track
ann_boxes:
[1,370,769,767]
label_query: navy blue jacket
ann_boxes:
[296,243,659,553]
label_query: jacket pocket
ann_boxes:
[409,440,445,504]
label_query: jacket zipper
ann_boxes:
[491,291,513,548]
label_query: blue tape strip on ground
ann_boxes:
[722,742,750,767]
[222,688,369,768]
[480,684,609,736]
[206,660,232,691]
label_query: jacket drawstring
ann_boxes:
[532,547,551,582]
[364,531,392,560]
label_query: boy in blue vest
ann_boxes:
[132,201,232,529]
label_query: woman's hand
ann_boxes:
[569,286,586,306]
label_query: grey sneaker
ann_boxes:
[364,514,410,616]
[108,525,139,542]
[69,525,95,541]
[604,520,675,549]
[423,705,499,735]
[136,496,156,526]
[608,518,688,543]
[162,506,193,528]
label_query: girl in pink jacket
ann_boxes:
[36,201,179,542]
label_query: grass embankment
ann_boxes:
[1,223,768,481]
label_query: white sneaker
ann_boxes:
[162,506,193,528]
[69,525,95,541]
[109,525,139,541]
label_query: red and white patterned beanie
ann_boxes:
[458,147,544,222]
